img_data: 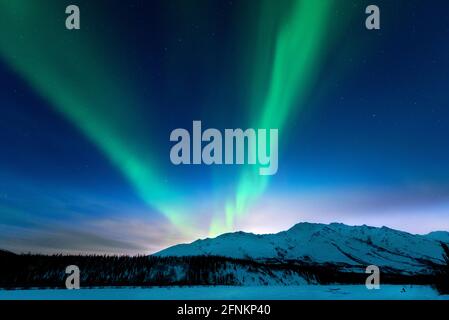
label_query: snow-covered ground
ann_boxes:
[0,285,447,300]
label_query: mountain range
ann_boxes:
[155,222,449,275]
[1,222,448,288]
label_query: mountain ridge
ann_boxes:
[154,222,449,275]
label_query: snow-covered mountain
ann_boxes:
[426,231,449,243]
[155,223,449,275]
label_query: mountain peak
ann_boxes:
[425,231,449,242]
[287,221,325,231]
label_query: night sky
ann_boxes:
[1,0,449,254]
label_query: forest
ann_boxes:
[1,246,448,293]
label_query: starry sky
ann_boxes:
[1,0,449,254]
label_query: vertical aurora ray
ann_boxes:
[210,0,335,235]
[0,1,194,233]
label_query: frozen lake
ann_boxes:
[0,285,448,300]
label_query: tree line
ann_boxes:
[0,246,448,291]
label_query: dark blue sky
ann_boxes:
[0,0,449,254]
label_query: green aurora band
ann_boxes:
[0,1,195,234]
[0,0,345,238]
[210,0,335,235]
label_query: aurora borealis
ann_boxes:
[217,0,333,234]
[1,0,449,254]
